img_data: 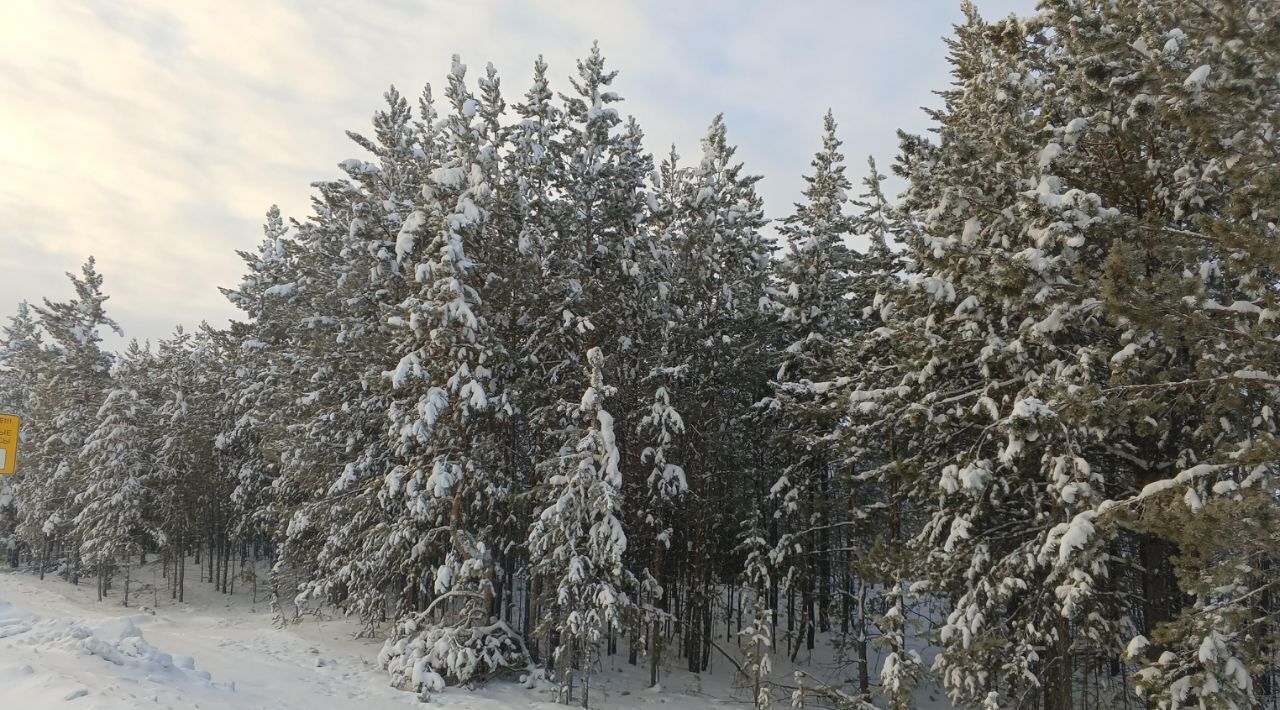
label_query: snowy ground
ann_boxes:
[0,564,744,709]
[0,564,556,709]
[0,563,953,709]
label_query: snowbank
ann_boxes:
[0,599,234,709]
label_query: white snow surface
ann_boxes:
[1184,64,1211,88]
[0,570,553,710]
[2,567,960,709]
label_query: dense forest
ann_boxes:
[2,1,1278,708]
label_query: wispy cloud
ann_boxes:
[0,0,1034,345]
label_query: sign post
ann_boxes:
[0,413,19,475]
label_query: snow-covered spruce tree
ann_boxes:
[874,578,923,710]
[379,56,526,690]
[527,346,631,707]
[18,257,121,583]
[633,359,686,685]
[76,343,155,603]
[738,513,774,710]
[0,302,43,567]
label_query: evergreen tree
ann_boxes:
[380,56,525,688]
[220,203,300,573]
[738,513,774,710]
[528,346,630,706]
[824,2,1280,706]
[272,86,424,624]
[0,303,43,566]
[767,110,863,663]
[551,46,672,674]
[1030,1,1280,705]
[663,114,774,673]
[4,25,1274,708]
[149,327,214,602]
[77,344,155,603]
[875,579,923,710]
[18,257,121,583]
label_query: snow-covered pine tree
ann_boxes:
[766,110,863,663]
[17,257,121,584]
[633,361,686,684]
[874,578,923,710]
[822,2,1280,707]
[553,46,673,671]
[528,346,630,707]
[379,56,525,689]
[76,342,155,603]
[772,111,860,388]
[661,114,774,673]
[1021,1,1280,705]
[149,327,217,602]
[505,55,565,345]
[506,54,576,410]
[842,158,916,699]
[205,323,274,568]
[0,302,41,425]
[0,29,1272,709]
[827,4,1121,705]
[499,57,573,663]
[0,303,43,567]
[219,204,300,572]
[270,86,426,626]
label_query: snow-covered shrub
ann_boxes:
[379,610,527,689]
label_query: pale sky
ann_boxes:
[0,0,1034,346]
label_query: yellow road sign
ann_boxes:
[0,413,19,475]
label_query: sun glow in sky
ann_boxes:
[0,0,1033,345]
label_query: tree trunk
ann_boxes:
[1044,616,1073,710]
[581,649,589,709]
[805,588,816,653]
[177,537,186,603]
[222,535,231,594]
[650,618,661,688]
[856,579,869,696]
[1139,533,1178,637]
